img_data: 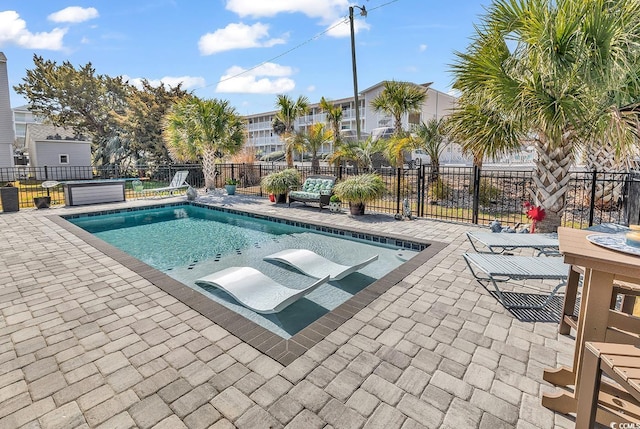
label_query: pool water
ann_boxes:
[68,204,418,338]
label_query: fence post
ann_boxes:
[588,169,597,226]
[472,165,481,224]
[416,165,423,218]
[395,168,401,216]
[231,164,235,180]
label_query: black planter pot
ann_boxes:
[276,193,287,204]
[349,202,365,215]
[0,186,19,212]
[33,196,51,209]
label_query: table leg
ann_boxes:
[542,366,575,386]
[573,269,614,397]
[543,268,613,415]
[559,266,581,335]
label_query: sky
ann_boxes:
[1,0,491,116]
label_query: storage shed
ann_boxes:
[26,124,92,180]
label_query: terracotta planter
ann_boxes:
[349,202,365,216]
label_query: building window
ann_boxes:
[59,154,69,164]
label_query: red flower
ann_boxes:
[526,205,545,222]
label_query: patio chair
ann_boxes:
[264,249,378,280]
[138,170,189,196]
[463,252,569,309]
[466,231,559,255]
[576,342,640,427]
[195,267,329,314]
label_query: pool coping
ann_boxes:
[51,202,447,365]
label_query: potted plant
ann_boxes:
[261,168,301,203]
[328,194,342,213]
[33,195,51,209]
[225,178,237,195]
[333,173,386,215]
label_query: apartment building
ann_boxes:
[0,52,15,169]
[12,104,38,150]
[244,81,457,157]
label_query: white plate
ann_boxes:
[586,233,640,257]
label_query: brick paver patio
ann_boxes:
[0,194,578,428]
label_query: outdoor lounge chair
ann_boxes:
[288,175,337,210]
[135,170,189,196]
[195,267,329,314]
[264,249,378,281]
[463,252,569,309]
[466,231,559,255]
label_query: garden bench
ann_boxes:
[288,175,336,210]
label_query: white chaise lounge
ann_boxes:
[195,267,329,314]
[264,249,378,281]
[134,170,190,196]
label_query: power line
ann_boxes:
[198,0,400,90]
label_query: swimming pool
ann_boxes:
[66,203,421,338]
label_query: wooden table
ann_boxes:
[542,227,640,422]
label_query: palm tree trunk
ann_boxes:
[532,138,574,232]
[285,145,294,168]
[584,141,628,211]
[431,159,440,182]
[202,148,218,190]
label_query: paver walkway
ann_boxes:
[0,194,578,428]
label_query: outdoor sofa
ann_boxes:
[288,175,336,210]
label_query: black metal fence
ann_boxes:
[0,163,633,228]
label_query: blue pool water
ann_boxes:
[68,204,418,338]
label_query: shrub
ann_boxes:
[478,179,501,206]
[260,168,301,194]
[333,174,386,204]
[260,151,285,162]
[428,178,452,201]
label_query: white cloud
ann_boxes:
[325,16,369,38]
[124,75,206,90]
[48,7,99,24]
[419,44,427,52]
[226,0,349,22]
[199,22,286,55]
[307,85,315,92]
[216,62,295,94]
[0,11,67,50]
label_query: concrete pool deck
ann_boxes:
[0,194,577,428]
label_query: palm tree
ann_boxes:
[446,96,520,169]
[300,123,333,173]
[273,94,309,167]
[319,97,343,150]
[329,137,386,171]
[451,0,640,232]
[383,134,418,168]
[163,97,245,189]
[370,80,427,165]
[416,118,447,181]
